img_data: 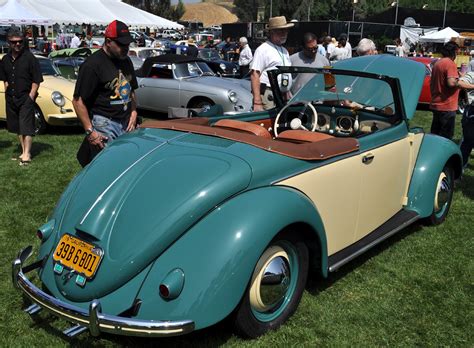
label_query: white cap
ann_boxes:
[470,50,474,56]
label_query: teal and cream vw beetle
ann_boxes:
[12,55,462,339]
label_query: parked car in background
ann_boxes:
[49,47,97,79]
[130,31,152,47]
[149,38,173,52]
[12,55,462,339]
[407,56,472,113]
[128,47,166,62]
[407,57,437,105]
[198,48,239,78]
[159,29,182,40]
[0,55,78,134]
[135,54,251,113]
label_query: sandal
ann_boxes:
[19,159,31,166]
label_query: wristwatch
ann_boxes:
[85,127,94,136]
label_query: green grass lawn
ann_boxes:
[0,111,473,347]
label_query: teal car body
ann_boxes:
[13,55,462,339]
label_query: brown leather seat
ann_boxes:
[213,119,272,139]
[278,130,334,143]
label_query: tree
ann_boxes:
[234,0,258,22]
[172,0,186,21]
[152,0,173,19]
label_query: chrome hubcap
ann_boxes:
[434,173,451,212]
[260,256,290,310]
[250,246,291,313]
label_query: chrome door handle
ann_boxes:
[362,153,374,164]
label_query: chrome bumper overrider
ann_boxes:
[12,246,195,337]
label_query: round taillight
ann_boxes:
[36,230,43,240]
[159,284,170,298]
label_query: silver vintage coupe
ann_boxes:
[135,54,252,114]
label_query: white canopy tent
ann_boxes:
[1,0,183,29]
[0,0,52,25]
[419,27,461,44]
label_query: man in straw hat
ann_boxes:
[250,16,293,111]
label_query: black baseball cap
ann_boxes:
[105,20,133,45]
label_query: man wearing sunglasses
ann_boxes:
[290,32,330,94]
[0,28,43,166]
[72,20,138,166]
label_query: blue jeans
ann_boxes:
[460,105,474,167]
[91,115,129,144]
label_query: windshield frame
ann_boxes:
[38,57,62,76]
[173,61,215,79]
[268,66,406,120]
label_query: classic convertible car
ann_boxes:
[135,54,252,113]
[1,55,78,134]
[13,55,462,339]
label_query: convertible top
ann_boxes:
[137,54,205,77]
[141,118,359,161]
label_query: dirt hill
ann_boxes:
[181,2,238,27]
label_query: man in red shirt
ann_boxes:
[430,42,460,140]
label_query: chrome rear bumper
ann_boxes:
[12,246,195,337]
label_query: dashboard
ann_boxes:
[316,112,392,136]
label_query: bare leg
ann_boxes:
[23,135,32,161]
[18,135,25,160]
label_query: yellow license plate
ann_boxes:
[53,234,103,279]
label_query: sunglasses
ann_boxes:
[9,40,23,45]
[107,39,128,48]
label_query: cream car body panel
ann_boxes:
[277,155,362,255]
[277,132,425,255]
[355,138,411,240]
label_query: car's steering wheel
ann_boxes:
[274,101,318,137]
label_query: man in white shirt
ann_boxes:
[250,16,293,111]
[70,31,82,48]
[329,33,352,62]
[238,37,253,78]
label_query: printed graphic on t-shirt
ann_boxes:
[105,70,132,110]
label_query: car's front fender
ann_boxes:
[134,186,327,330]
[406,134,462,217]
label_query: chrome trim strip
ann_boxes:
[328,215,419,272]
[12,247,195,337]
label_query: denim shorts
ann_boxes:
[91,115,128,143]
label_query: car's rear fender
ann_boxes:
[406,134,462,217]
[134,186,327,330]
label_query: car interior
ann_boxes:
[139,69,403,160]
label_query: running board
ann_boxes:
[328,210,419,272]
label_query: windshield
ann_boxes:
[39,58,61,76]
[138,49,163,59]
[174,61,215,78]
[198,49,220,60]
[290,71,395,115]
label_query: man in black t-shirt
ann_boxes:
[73,20,138,163]
[0,28,43,165]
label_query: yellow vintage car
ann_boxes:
[0,55,78,134]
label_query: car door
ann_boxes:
[278,154,362,256]
[354,131,413,241]
[135,68,180,112]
